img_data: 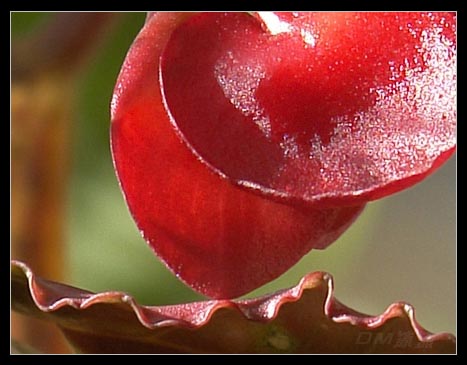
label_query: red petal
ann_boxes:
[160,12,456,207]
[110,13,364,298]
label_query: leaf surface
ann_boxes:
[12,260,456,354]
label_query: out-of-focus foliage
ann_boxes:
[11,12,51,35]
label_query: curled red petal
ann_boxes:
[11,260,456,354]
[111,12,365,298]
[160,12,456,207]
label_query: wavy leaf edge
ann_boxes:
[11,259,455,348]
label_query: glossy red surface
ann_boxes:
[161,12,456,206]
[111,12,455,298]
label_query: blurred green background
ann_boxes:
[12,12,456,335]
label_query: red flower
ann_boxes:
[110,12,456,299]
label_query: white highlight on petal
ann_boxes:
[215,52,272,137]
[257,12,293,35]
[300,28,317,47]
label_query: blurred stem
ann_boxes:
[12,73,72,281]
[12,13,115,79]
[11,12,118,354]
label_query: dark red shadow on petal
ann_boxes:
[160,12,456,208]
[111,12,366,299]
